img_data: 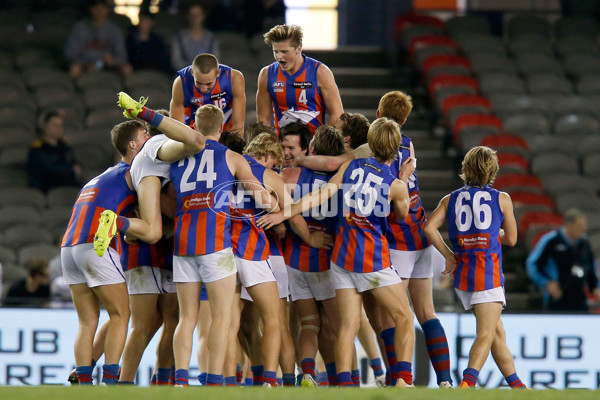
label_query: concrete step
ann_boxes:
[332,68,400,88]
[420,189,449,212]
[416,150,455,171]
[305,47,390,69]
[339,88,399,109]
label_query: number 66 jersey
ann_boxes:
[170,140,235,256]
[447,185,504,292]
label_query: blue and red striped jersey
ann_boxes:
[386,135,430,251]
[169,140,234,256]
[62,162,136,248]
[118,230,173,272]
[266,55,325,134]
[285,167,337,272]
[178,64,234,130]
[230,155,270,261]
[447,185,505,291]
[330,157,396,273]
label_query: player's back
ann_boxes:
[230,155,270,261]
[386,135,429,251]
[62,162,136,248]
[330,157,396,273]
[285,166,337,272]
[447,185,504,291]
[266,55,325,134]
[169,139,234,256]
[178,64,233,129]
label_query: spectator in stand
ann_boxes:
[527,208,600,312]
[243,0,286,38]
[26,111,82,192]
[4,258,51,308]
[64,0,132,79]
[171,2,220,71]
[126,11,171,73]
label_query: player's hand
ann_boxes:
[307,231,333,249]
[441,254,457,275]
[547,281,562,300]
[399,157,416,182]
[124,234,137,244]
[271,223,287,239]
[257,211,285,230]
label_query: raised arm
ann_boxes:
[423,195,456,275]
[256,67,273,126]
[227,151,275,211]
[296,151,354,172]
[230,69,246,134]
[169,76,186,124]
[317,64,343,127]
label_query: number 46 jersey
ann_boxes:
[447,185,504,292]
[169,140,235,256]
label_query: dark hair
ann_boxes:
[280,122,312,153]
[245,122,276,143]
[338,112,370,150]
[27,257,49,278]
[219,130,246,155]
[111,120,146,156]
[312,126,345,156]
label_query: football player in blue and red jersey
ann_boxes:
[424,146,527,390]
[170,53,245,134]
[61,120,149,385]
[258,118,415,387]
[257,24,343,134]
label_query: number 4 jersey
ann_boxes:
[169,140,234,256]
[447,185,504,291]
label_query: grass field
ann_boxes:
[0,386,598,400]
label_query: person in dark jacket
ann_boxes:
[126,11,171,73]
[26,110,82,192]
[5,258,51,308]
[527,208,600,311]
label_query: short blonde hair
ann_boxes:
[378,91,413,125]
[244,133,285,168]
[460,146,499,187]
[367,117,401,163]
[264,24,303,48]
[195,104,223,136]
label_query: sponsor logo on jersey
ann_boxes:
[75,188,99,204]
[293,82,313,89]
[457,233,490,249]
[210,91,227,101]
[364,163,382,173]
[190,97,204,105]
[183,193,214,210]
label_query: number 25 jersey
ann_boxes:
[447,185,504,291]
[169,140,234,256]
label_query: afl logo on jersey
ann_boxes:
[272,81,286,93]
[191,97,204,105]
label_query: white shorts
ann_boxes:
[270,255,290,299]
[173,248,236,283]
[287,266,336,302]
[61,243,125,287]
[330,262,402,293]
[130,134,171,191]
[455,286,506,310]
[236,255,276,289]
[125,266,176,295]
[391,246,444,279]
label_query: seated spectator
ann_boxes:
[126,11,171,73]
[4,258,51,308]
[171,2,220,71]
[26,111,82,192]
[64,0,132,78]
[527,208,600,312]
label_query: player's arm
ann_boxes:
[499,191,517,247]
[155,117,206,162]
[230,69,246,135]
[169,76,186,124]
[389,178,410,220]
[423,195,456,275]
[317,64,344,127]
[296,151,354,171]
[398,141,416,182]
[227,150,275,211]
[264,169,332,249]
[256,67,273,126]
[257,161,350,229]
